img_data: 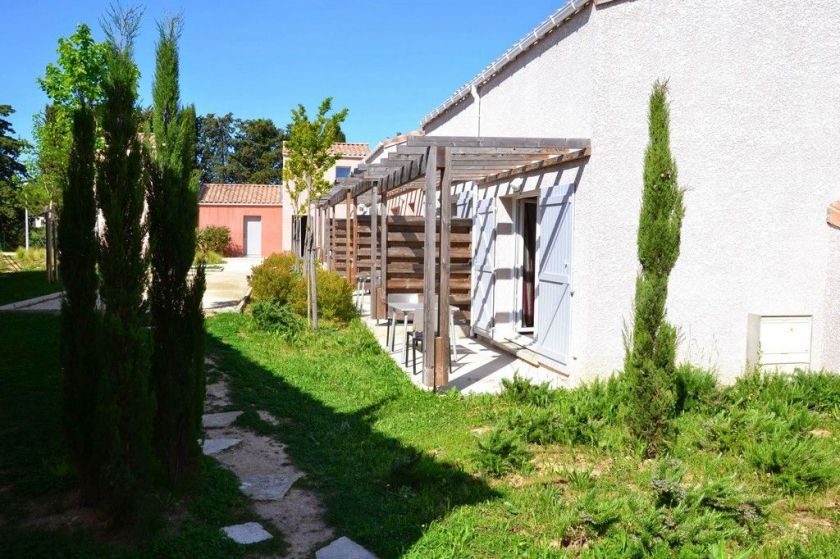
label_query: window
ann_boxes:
[335,166,351,179]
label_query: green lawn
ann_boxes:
[0,270,63,306]
[0,312,284,558]
[1,311,837,558]
[205,314,839,558]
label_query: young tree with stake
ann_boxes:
[283,98,348,331]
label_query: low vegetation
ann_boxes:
[248,252,356,326]
[197,225,231,255]
[205,313,839,558]
[0,313,284,558]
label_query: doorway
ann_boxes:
[516,197,537,334]
[244,216,262,256]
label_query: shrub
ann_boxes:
[194,250,224,265]
[745,432,836,494]
[250,299,306,342]
[474,426,532,477]
[501,374,554,407]
[197,225,231,255]
[14,247,47,270]
[675,365,719,414]
[289,268,356,324]
[249,252,300,305]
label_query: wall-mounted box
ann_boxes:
[746,314,812,373]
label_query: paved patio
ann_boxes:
[202,256,263,313]
[357,298,566,395]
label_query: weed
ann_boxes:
[474,426,533,477]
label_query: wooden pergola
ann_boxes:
[317,136,591,389]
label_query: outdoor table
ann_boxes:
[386,301,459,361]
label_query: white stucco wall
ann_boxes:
[425,0,840,382]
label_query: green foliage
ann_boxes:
[289,268,356,323]
[195,249,225,265]
[146,16,206,486]
[625,80,685,456]
[501,374,554,407]
[95,10,157,521]
[0,105,29,248]
[745,433,835,494]
[196,112,236,183]
[13,247,47,270]
[474,426,532,477]
[57,104,101,498]
[229,118,284,184]
[249,252,301,304]
[197,225,231,254]
[38,23,107,107]
[249,253,356,324]
[282,97,348,214]
[675,365,719,414]
[250,299,306,341]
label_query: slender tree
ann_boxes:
[96,6,157,519]
[57,104,100,497]
[625,80,685,456]
[146,16,206,485]
[283,98,348,331]
[229,118,284,184]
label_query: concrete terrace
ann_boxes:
[357,298,566,395]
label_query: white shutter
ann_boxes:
[535,183,574,366]
[472,196,496,335]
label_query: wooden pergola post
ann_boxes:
[352,193,359,284]
[435,146,453,388]
[422,147,438,387]
[329,205,335,271]
[380,182,389,320]
[370,182,379,318]
[344,189,352,281]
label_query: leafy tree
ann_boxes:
[0,105,28,249]
[196,112,235,182]
[58,104,100,498]
[229,118,284,183]
[146,16,206,486]
[283,97,348,331]
[625,81,685,456]
[95,6,157,520]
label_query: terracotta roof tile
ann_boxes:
[199,183,282,205]
[329,143,369,158]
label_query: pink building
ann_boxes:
[198,183,283,257]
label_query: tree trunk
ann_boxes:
[308,206,318,332]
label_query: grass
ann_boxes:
[205,313,839,558]
[0,312,284,558]
[0,270,63,306]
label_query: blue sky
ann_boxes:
[2,0,561,148]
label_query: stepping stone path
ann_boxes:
[202,411,242,428]
[240,473,301,501]
[222,522,273,544]
[316,536,378,559]
[202,437,242,455]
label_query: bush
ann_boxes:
[250,299,306,342]
[289,268,355,323]
[197,226,231,255]
[249,253,300,304]
[250,253,355,324]
[194,250,224,265]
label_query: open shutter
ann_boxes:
[472,196,496,335]
[535,182,574,367]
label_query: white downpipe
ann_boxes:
[470,83,481,137]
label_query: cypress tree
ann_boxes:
[625,81,685,456]
[58,104,100,498]
[96,10,157,519]
[146,17,206,485]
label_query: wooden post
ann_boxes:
[352,193,359,284]
[370,183,379,318]
[380,184,389,320]
[436,146,453,388]
[422,147,438,387]
[344,189,352,281]
[329,205,336,271]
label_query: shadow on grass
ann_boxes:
[0,270,62,307]
[206,320,499,558]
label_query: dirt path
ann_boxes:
[204,359,334,558]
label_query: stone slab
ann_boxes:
[202,411,242,428]
[239,473,301,501]
[222,522,272,544]
[316,536,378,559]
[202,437,242,455]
